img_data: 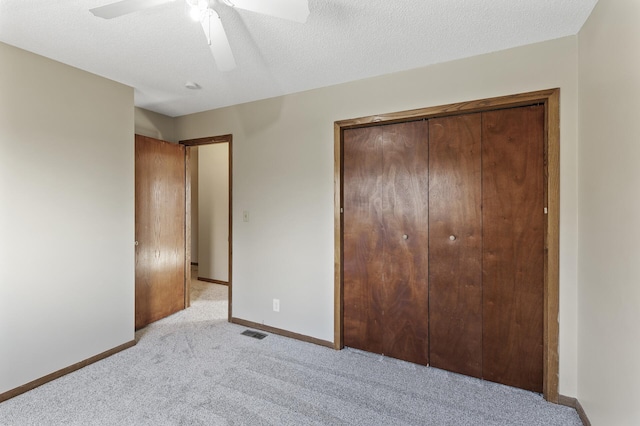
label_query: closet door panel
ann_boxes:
[343,127,384,354]
[428,114,483,377]
[382,121,430,365]
[482,105,545,392]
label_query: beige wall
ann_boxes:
[197,143,229,281]
[578,0,640,424]
[174,36,580,396]
[135,107,177,142]
[0,43,134,394]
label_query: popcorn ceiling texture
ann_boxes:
[0,0,597,116]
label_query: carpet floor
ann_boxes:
[0,279,582,425]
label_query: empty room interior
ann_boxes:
[1,0,639,425]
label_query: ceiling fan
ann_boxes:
[89,0,310,71]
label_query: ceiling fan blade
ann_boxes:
[230,0,309,23]
[201,11,237,72]
[90,0,176,19]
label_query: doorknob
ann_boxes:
[402,234,409,240]
[134,241,139,246]
[449,235,456,241]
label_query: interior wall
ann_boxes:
[175,36,580,396]
[577,0,640,424]
[134,107,177,142]
[0,42,134,394]
[198,143,229,281]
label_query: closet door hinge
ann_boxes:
[341,207,344,213]
[544,207,548,214]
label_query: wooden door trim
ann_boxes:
[181,134,232,146]
[180,134,233,321]
[184,148,192,308]
[334,88,560,403]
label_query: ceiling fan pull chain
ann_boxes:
[206,12,211,45]
[201,8,214,45]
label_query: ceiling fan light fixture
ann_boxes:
[189,5,201,21]
[187,0,210,21]
[90,0,309,74]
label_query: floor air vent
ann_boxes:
[241,330,267,340]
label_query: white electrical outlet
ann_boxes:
[273,298,280,312]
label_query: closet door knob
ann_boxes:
[449,235,456,241]
[402,234,409,240]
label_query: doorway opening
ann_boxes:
[181,134,233,321]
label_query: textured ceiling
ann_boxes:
[0,0,597,117]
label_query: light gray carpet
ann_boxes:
[0,279,581,425]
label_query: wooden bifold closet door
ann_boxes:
[342,121,430,365]
[428,113,483,379]
[481,106,545,392]
[342,105,545,393]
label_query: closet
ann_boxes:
[342,104,545,393]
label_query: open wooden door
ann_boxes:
[135,134,186,329]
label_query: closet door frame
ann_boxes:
[334,88,560,403]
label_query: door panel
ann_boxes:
[428,114,483,377]
[381,121,429,365]
[135,134,186,329]
[482,106,545,392]
[342,126,384,355]
[343,122,429,365]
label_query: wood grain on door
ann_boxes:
[481,106,545,392]
[343,126,385,355]
[381,121,429,365]
[343,121,429,365]
[428,114,483,378]
[135,135,186,330]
